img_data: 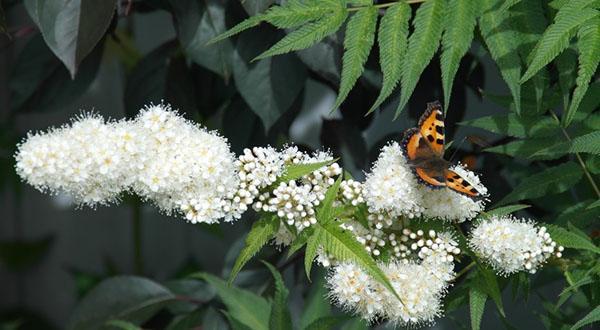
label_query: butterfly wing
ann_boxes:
[418,101,445,157]
[401,128,446,188]
[445,169,480,197]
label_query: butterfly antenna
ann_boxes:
[448,137,467,163]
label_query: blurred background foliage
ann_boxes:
[0,0,598,329]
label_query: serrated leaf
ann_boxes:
[532,131,600,159]
[105,320,140,330]
[208,15,263,45]
[511,0,549,113]
[547,225,600,254]
[304,227,324,279]
[479,0,522,114]
[228,216,279,284]
[396,0,445,117]
[316,176,343,225]
[459,114,560,138]
[287,227,312,258]
[556,48,578,110]
[367,2,410,113]
[331,6,378,111]
[485,204,530,216]
[262,262,292,330]
[555,200,600,226]
[469,286,487,330]
[485,137,562,160]
[318,221,403,303]
[254,0,348,60]
[477,266,505,317]
[440,0,477,109]
[571,305,600,330]
[498,162,583,205]
[564,17,600,126]
[264,0,327,29]
[195,273,270,330]
[521,0,598,83]
[277,159,337,184]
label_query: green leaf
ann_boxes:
[521,0,598,83]
[67,276,175,330]
[318,221,403,303]
[105,320,140,330]
[278,159,337,183]
[469,286,487,330]
[396,0,445,117]
[511,0,549,113]
[587,199,600,209]
[0,236,53,272]
[171,0,233,79]
[241,0,274,16]
[287,227,312,258]
[440,0,477,109]
[532,131,600,159]
[262,262,292,330]
[232,29,307,131]
[229,216,279,284]
[264,0,328,29]
[254,0,348,60]
[485,204,530,217]
[547,225,600,254]
[9,34,103,113]
[304,316,349,330]
[304,227,324,279]
[164,279,215,315]
[477,266,505,317]
[195,273,270,330]
[564,17,600,126]
[556,48,578,110]
[555,200,600,226]
[32,0,115,77]
[570,305,600,330]
[479,0,522,114]
[299,274,331,329]
[459,114,560,138]
[331,6,377,111]
[485,137,563,160]
[498,162,583,205]
[368,2,410,114]
[316,176,343,225]
[208,15,264,45]
[166,310,204,330]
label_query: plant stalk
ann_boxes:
[549,110,600,199]
[454,261,476,281]
[132,200,143,275]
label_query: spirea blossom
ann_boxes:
[132,105,239,224]
[327,259,454,325]
[15,115,139,206]
[15,104,241,225]
[254,146,342,232]
[363,142,424,219]
[420,165,488,222]
[469,215,562,276]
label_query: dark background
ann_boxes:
[0,1,569,329]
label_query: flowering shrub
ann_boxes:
[14,104,581,328]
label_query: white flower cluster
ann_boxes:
[15,105,240,224]
[363,143,488,223]
[254,146,342,232]
[327,259,454,325]
[469,215,563,275]
[15,115,139,206]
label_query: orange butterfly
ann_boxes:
[401,101,482,198]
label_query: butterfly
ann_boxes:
[401,101,482,198]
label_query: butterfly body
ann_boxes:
[401,101,482,198]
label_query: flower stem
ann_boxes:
[549,110,600,199]
[454,261,476,281]
[348,0,426,12]
[132,200,143,275]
